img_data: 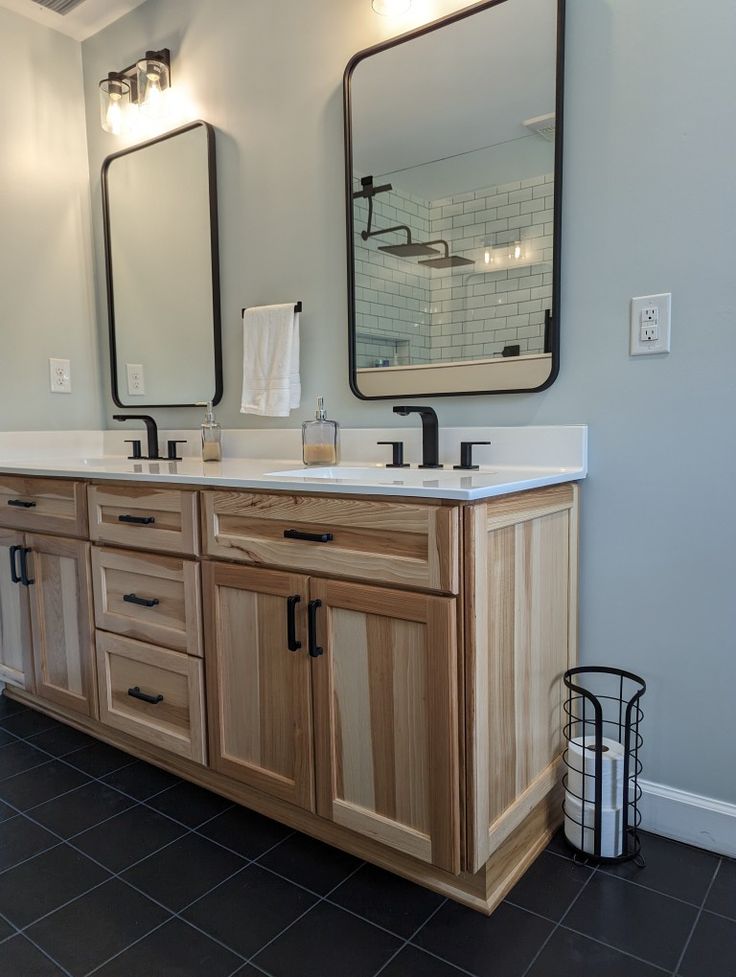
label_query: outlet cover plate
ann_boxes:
[631,293,671,355]
[49,358,71,394]
[126,363,145,396]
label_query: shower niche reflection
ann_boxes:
[345,0,564,398]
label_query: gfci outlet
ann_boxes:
[631,293,671,355]
[49,358,71,394]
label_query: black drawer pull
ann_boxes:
[9,545,21,584]
[284,529,334,544]
[124,594,160,609]
[287,595,302,652]
[20,548,34,587]
[307,599,324,658]
[118,514,156,526]
[128,686,164,705]
[8,499,36,509]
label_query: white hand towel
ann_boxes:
[241,304,301,417]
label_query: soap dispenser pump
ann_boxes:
[302,396,340,466]
[198,401,222,462]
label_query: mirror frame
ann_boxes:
[102,120,223,409]
[344,0,566,400]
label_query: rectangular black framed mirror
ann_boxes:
[102,120,223,408]
[344,0,565,399]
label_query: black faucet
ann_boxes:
[393,405,442,469]
[113,415,161,460]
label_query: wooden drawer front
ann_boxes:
[88,485,199,556]
[203,492,459,593]
[92,548,202,657]
[0,476,86,537]
[96,631,206,763]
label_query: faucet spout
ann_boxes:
[113,414,161,460]
[393,405,442,469]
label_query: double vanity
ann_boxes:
[0,425,585,914]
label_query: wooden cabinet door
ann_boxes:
[203,562,314,811]
[0,529,34,691]
[310,579,460,873]
[26,535,96,717]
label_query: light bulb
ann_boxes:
[372,0,411,15]
[484,250,491,265]
[105,97,123,135]
[514,244,522,260]
[142,74,164,117]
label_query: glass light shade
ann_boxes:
[372,0,411,15]
[99,76,131,135]
[136,54,170,119]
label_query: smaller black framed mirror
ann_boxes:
[102,120,223,408]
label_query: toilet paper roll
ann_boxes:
[564,790,624,858]
[566,735,625,810]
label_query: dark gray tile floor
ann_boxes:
[0,693,732,977]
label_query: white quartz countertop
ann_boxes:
[0,426,587,502]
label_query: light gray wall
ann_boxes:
[0,8,102,431]
[80,0,736,804]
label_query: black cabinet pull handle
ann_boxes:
[284,529,334,544]
[128,686,164,705]
[123,594,160,609]
[287,595,302,652]
[118,514,156,525]
[9,545,21,584]
[20,548,34,587]
[307,600,324,658]
[8,499,36,509]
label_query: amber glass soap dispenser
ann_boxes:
[302,397,340,466]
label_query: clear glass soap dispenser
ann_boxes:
[302,397,340,466]
[199,401,222,462]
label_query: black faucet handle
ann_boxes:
[377,441,409,468]
[124,440,143,460]
[167,440,187,462]
[454,441,491,471]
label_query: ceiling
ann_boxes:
[0,0,148,40]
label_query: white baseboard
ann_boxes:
[640,779,736,857]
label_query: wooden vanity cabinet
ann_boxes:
[0,528,34,691]
[24,534,96,718]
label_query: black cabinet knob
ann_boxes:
[167,440,187,461]
[377,441,409,468]
[454,441,491,471]
[125,440,142,460]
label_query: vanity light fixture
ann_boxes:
[98,49,171,133]
[372,0,411,15]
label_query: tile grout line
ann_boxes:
[370,899,475,977]
[517,863,599,977]
[244,860,367,970]
[670,857,723,977]
[0,906,76,977]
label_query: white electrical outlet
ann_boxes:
[631,293,671,355]
[49,358,71,394]
[127,363,145,396]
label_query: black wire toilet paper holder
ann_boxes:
[562,666,646,864]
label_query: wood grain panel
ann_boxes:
[91,547,202,656]
[26,534,96,717]
[88,485,199,556]
[203,562,315,811]
[0,477,86,537]
[202,491,459,593]
[466,483,579,871]
[96,631,205,763]
[0,529,34,690]
[311,578,460,873]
